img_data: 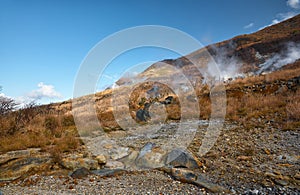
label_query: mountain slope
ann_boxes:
[122,14,300,85]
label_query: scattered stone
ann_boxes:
[237,155,252,161]
[264,149,271,155]
[274,179,289,186]
[70,167,91,179]
[96,155,107,165]
[265,172,277,178]
[294,172,300,180]
[104,160,125,169]
[250,189,259,194]
[111,147,130,160]
[103,143,113,149]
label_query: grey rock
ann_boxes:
[119,150,139,169]
[70,167,91,179]
[163,167,229,193]
[165,148,200,169]
[111,147,130,160]
[274,179,289,186]
[138,142,155,158]
[136,109,151,122]
[92,168,125,177]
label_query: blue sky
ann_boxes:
[0,0,299,105]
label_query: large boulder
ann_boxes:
[86,136,130,161]
[120,143,202,170]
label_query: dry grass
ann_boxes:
[226,93,285,120]
[0,129,81,154]
[232,66,300,86]
[0,132,49,153]
[286,90,300,120]
[0,108,80,154]
[0,64,299,154]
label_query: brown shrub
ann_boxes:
[61,115,75,127]
[53,134,80,153]
[44,116,59,131]
[0,132,49,153]
[286,90,300,121]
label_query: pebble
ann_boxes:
[0,170,204,194]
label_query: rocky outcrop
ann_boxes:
[0,143,227,192]
[0,148,52,181]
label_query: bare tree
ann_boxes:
[0,86,18,115]
[16,100,41,125]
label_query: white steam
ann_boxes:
[257,42,300,74]
[203,42,242,84]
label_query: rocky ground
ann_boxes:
[0,171,203,195]
[0,120,299,194]
[1,171,298,195]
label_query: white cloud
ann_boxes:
[259,12,298,30]
[244,22,254,29]
[273,12,297,24]
[287,0,299,9]
[258,0,300,30]
[0,82,62,108]
[28,82,62,100]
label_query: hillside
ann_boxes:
[0,15,300,194]
[127,14,300,82]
